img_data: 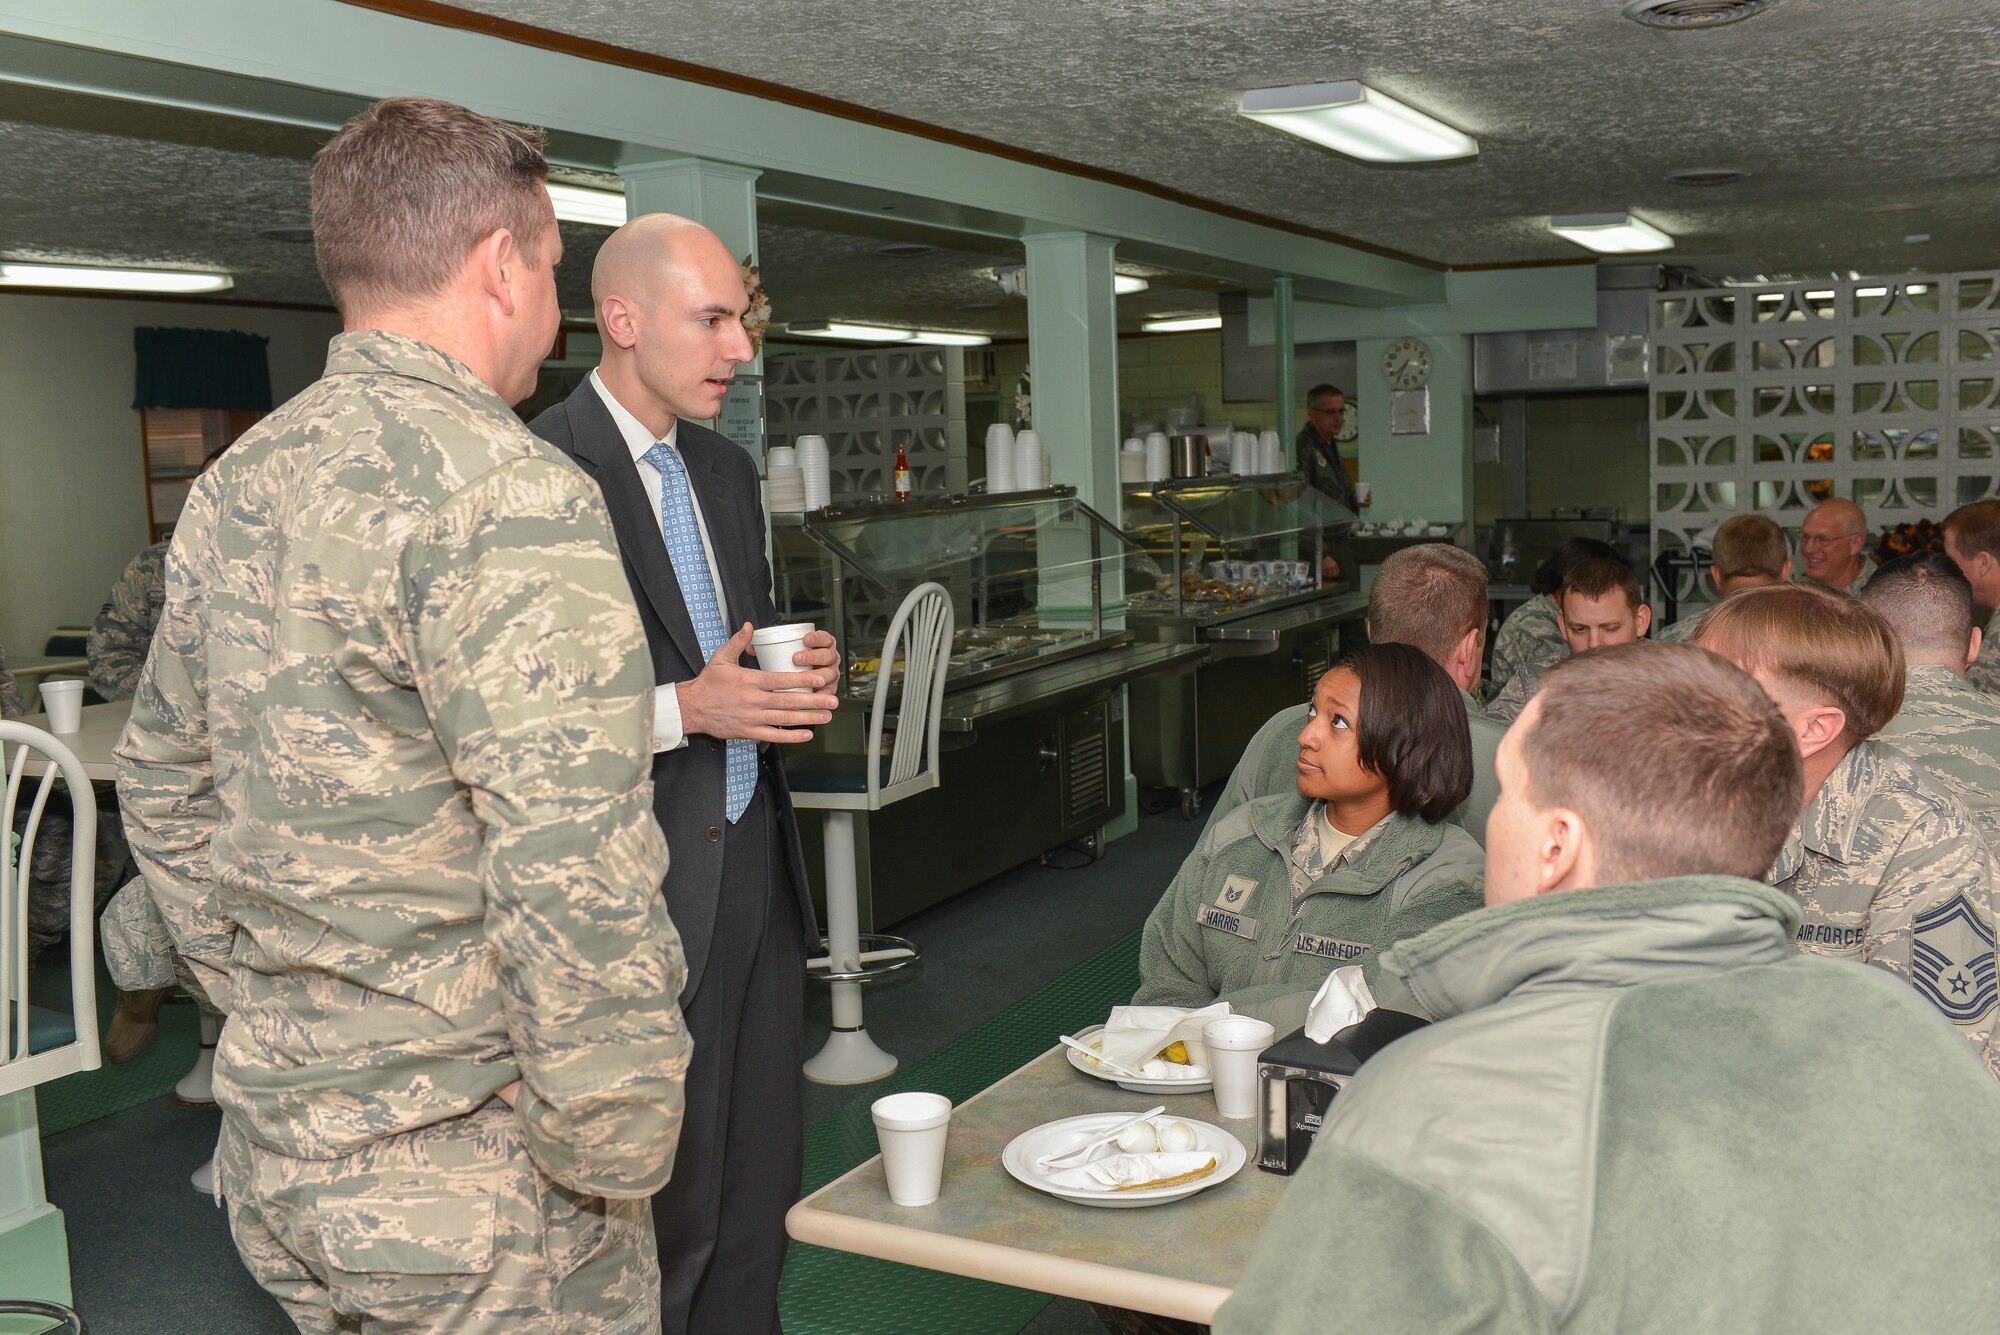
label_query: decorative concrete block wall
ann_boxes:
[1650,273,2000,602]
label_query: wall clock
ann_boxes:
[1382,337,1432,391]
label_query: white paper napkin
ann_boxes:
[1044,1152,1218,1192]
[1303,965,1377,1043]
[1094,1001,1232,1070]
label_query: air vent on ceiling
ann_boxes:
[878,243,936,258]
[1624,0,1774,28]
[1665,167,1748,187]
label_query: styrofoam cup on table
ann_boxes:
[766,445,796,470]
[751,622,817,691]
[986,422,1016,452]
[1203,1016,1276,1119]
[1123,436,1146,454]
[872,1091,952,1207]
[38,679,83,733]
[1144,437,1170,483]
[1016,430,1045,490]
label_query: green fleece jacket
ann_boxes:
[1135,792,1483,1028]
[1211,689,1503,845]
[1214,877,2000,1335]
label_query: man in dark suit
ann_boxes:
[531,212,838,1335]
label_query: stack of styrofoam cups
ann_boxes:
[1120,437,1147,485]
[1259,430,1284,475]
[986,423,1017,494]
[1231,431,1257,476]
[1016,429,1046,490]
[764,446,804,512]
[796,435,832,511]
[1144,430,1170,483]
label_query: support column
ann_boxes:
[1273,276,1297,461]
[1023,230,1140,840]
[1023,230,1121,516]
[1356,334,1475,534]
[619,157,763,374]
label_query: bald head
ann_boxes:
[1799,498,1870,589]
[591,211,754,435]
[593,212,731,314]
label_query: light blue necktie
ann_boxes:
[645,441,756,823]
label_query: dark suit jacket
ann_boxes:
[531,381,816,1001]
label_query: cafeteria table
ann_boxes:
[786,1043,1288,1323]
[10,700,132,781]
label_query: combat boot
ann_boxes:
[103,986,174,1064]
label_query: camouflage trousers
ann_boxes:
[218,1101,661,1335]
[99,876,224,1016]
[24,795,129,957]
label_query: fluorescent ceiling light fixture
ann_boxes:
[907,330,992,346]
[545,181,627,227]
[786,321,913,343]
[1548,212,1674,254]
[1142,314,1222,333]
[1855,287,1888,299]
[1237,81,1477,164]
[1114,274,1150,295]
[0,261,233,293]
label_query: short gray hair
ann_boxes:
[313,97,551,314]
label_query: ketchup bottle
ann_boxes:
[894,439,913,502]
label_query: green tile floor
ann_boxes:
[30,792,1208,1334]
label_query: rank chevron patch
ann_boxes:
[1911,894,1998,1023]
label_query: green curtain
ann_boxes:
[132,327,273,411]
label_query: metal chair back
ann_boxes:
[866,583,954,809]
[0,721,102,1096]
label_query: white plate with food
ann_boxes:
[1002,1113,1245,1208]
[1064,1024,1213,1093]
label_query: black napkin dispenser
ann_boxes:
[1255,1008,1429,1175]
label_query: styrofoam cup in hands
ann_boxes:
[751,622,817,692]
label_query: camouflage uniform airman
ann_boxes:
[1968,610,2000,696]
[1766,738,1999,1076]
[88,541,167,701]
[1874,664,2000,851]
[1482,659,1543,725]
[1487,594,1566,700]
[0,642,23,719]
[1653,610,1704,644]
[116,331,689,1334]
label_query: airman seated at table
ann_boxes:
[1211,542,1505,842]
[1797,497,1876,593]
[1696,583,1999,1075]
[1137,643,1482,1033]
[1487,535,1616,700]
[1485,557,1649,724]
[1214,643,2000,1335]
[1942,497,2000,694]
[1856,552,2000,850]
[1655,513,1792,643]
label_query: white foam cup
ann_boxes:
[1353,482,1373,507]
[39,679,83,733]
[1203,1016,1276,1119]
[751,622,816,691]
[871,1091,952,1206]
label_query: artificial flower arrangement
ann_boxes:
[741,255,771,352]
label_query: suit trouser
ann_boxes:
[652,783,806,1335]
[219,1102,660,1335]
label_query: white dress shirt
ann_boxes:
[589,369,730,753]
